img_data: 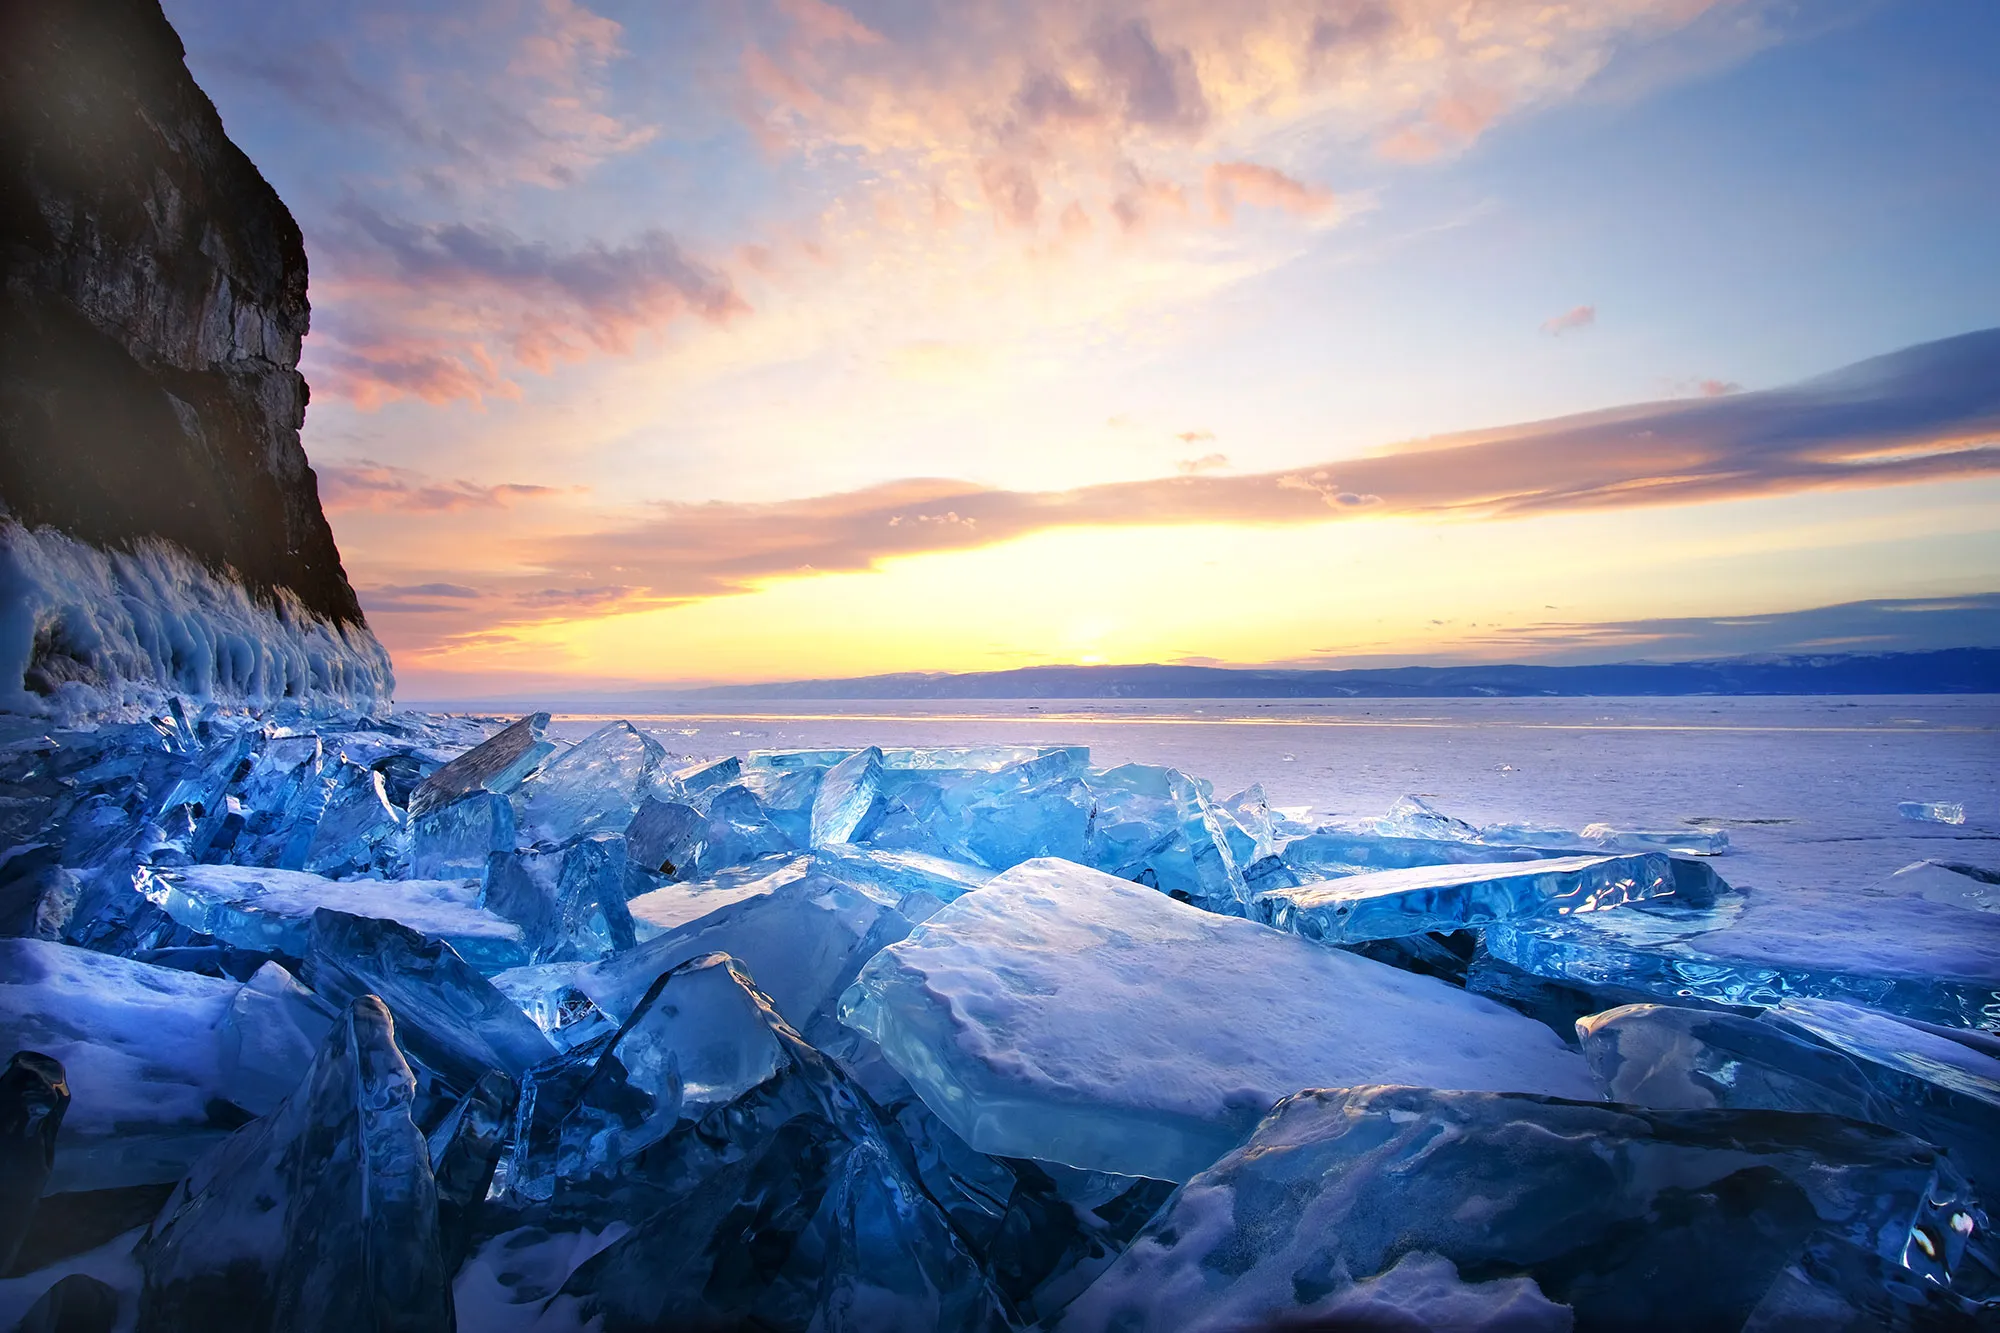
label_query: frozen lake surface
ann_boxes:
[544,695,2000,895]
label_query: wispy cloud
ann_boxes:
[318,461,571,512]
[1458,593,2000,662]
[498,328,2000,606]
[1176,452,1231,474]
[312,206,746,406]
[1540,304,1596,336]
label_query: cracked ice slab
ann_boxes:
[140,864,527,970]
[1486,886,2000,1030]
[839,857,1597,1182]
[0,940,332,1190]
[1255,852,1676,943]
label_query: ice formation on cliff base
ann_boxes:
[0,523,393,718]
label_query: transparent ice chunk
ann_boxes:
[504,954,1006,1332]
[1375,793,1481,841]
[516,721,667,845]
[482,835,638,963]
[140,864,527,971]
[1901,800,1969,826]
[300,762,403,877]
[138,996,452,1332]
[840,858,1596,1181]
[811,746,889,846]
[1085,764,1247,914]
[1055,1085,1992,1332]
[1486,886,2000,1029]
[409,791,516,880]
[569,856,912,1058]
[303,909,555,1089]
[810,844,995,921]
[1256,852,1678,943]
[1882,860,2000,913]
[408,712,553,818]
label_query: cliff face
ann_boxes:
[0,0,361,627]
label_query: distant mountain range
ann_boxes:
[673,648,2000,700]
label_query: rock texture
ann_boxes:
[0,0,362,628]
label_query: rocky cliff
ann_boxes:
[0,0,390,712]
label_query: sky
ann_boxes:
[160,0,2000,694]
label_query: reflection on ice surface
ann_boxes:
[0,702,1995,1331]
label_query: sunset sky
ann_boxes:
[161,0,2000,695]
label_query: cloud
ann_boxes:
[1540,305,1596,336]
[1465,593,2000,663]
[318,461,569,512]
[1700,378,1742,397]
[311,205,747,405]
[1205,162,1336,222]
[732,0,1724,243]
[1176,453,1230,474]
[359,582,487,614]
[503,328,2000,608]
[196,0,654,192]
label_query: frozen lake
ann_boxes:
[540,695,2000,896]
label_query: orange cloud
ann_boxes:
[493,328,2000,607]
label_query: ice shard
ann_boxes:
[840,858,1596,1181]
[1577,1000,2000,1192]
[429,1069,516,1274]
[408,791,516,880]
[1,1050,69,1274]
[499,954,1006,1333]
[810,844,995,921]
[481,836,638,964]
[295,762,403,876]
[555,853,915,1056]
[811,746,889,846]
[216,961,336,1114]
[1055,1085,1994,1333]
[1272,829,1558,881]
[1084,764,1247,914]
[698,784,795,872]
[516,721,667,844]
[875,752,1094,870]
[139,865,526,970]
[137,996,453,1333]
[1577,1003,1888,1117]
[1256,851,1679,943]
[1882,860,2000,913]
[1486,886,2000,1029]
[303,910,555,1089]
[406,712,552,819]
[1375,793,1482,841]
[736,763,824,846]
[622,795,705,877]
[0,940,323,1190]
[1900,800,1968,825]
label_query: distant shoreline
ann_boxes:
[398,647,2000,711]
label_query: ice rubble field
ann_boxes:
[0,706,1995,1331]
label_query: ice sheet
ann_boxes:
[841,857,1597,1180]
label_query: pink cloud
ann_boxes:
[1541,305,1597,336]
[318,461,570,513]
[311,207,746,407]
[1206,161,1336,222]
